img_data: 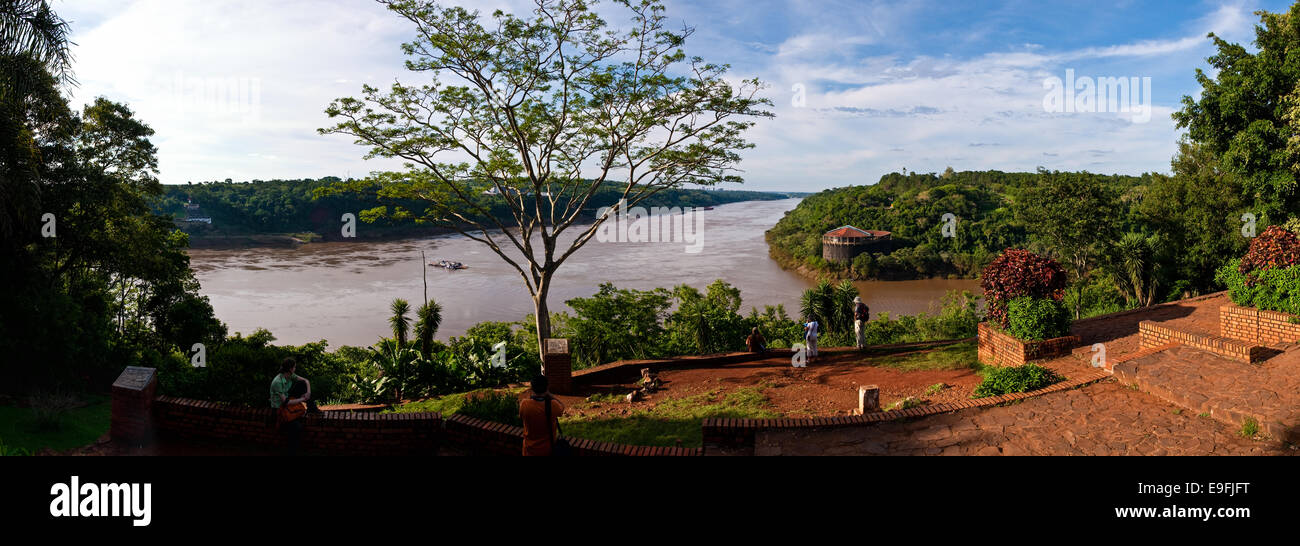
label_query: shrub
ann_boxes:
[27,390,81,432]
[1216,259,1300,315]
[1005,297,1071,340]
[973,364,1064,398]
[458,390,523,427]
[1238,225,1300,274]
[980,249,1068,328]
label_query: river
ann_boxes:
[188,198,981,347]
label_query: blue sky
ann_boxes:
[59,0,1295,192]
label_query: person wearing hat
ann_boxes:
[852,296,870,350]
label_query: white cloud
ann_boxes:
[55,0,1266,192]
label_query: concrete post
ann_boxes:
[857,385,880,415]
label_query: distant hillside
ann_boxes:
[154,178,788,244]
[766,170,1153,280]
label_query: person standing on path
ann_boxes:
[803,319,819,362]
[519,375,566,456]
[853,296,870,350]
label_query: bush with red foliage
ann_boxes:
[1238,225,1300,274]
[980,249,1068,328]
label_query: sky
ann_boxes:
[57,0,1296,193]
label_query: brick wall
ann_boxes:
[153,396,442,456]
[1220,304,1300,344]
[111,367,157,444]
[441,413,701,456]
[1138,320,1268,364]
[976,322,1078,367]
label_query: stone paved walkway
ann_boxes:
[755,381,1294,456]
[1114,345,1300,442]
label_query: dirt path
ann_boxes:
[756,381,1295,456]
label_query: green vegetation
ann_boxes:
[153,178,787,241]
[389,389,525,427]
[886,397,924,411]
[925,383,949,396]
[766,170,1146,280]
[1240,417,1260,439]
[560,387,779,448]
[870,342,977,372]
[972,364,1064,399]
[1006,297,1071,341]
[0,395,111,453]
[1,2,228,397]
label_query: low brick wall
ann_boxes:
[976,322,1078,367]
[1220,304,1300,344]
[153,396,443,455]
[1137,320,1268,364]
[441,414,701,456]
[702,370,1111,455]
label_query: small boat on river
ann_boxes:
[430,260,469,270]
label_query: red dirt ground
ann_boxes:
[559,345,983,419]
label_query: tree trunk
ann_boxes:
[533,272,552,373]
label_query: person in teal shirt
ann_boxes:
[270,357,320,412]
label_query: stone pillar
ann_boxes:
[857,385,880,415]
[111,366,157,444]
[543,338,572,395]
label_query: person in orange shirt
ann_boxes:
[519,375,566,456]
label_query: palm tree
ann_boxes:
[1110,232,1163,308]
[389,298,411,348]
[414,300,442,361]
[1,0,77,93]
[1,1,74,244]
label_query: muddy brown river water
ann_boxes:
[188,198,981,347]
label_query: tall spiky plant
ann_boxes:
[414,300,443,361]
[800,280,836,331]
[832,279,859,333]
[389,298,411,348]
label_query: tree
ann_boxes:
[319,0,771,358]
[1014,170,1120,319]
[0,0,76,94]
[1173,5,1300,225]
[389,298,411,348]
[414,299,443,360]
[1136,137,1246,293]
[1106,232,1163,308]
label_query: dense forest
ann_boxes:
[769,154,1250,318]
[153,178,790,241]
[767,170,1150,279]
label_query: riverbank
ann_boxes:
[764,237,978,283]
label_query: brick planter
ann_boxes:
[977,322,1078,367]
[1139,320,1269,364]
[1220,304,1300,344]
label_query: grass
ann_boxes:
[0,395,111,454]
[582,392,625,405]
[870,341,977,372]
[1199,412,1211,418]
[924,383,948,396]
[560,387,779,448]
[389,388,524,416]
[1240,417,1260,439]
[886,397,924,411]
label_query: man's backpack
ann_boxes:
[543,395,572,457]
[855,302,870,321]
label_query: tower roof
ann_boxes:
[824,225,890,238]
